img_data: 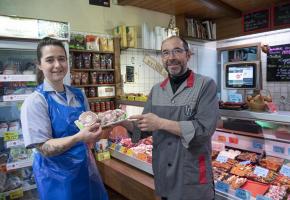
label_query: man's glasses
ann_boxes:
[161,48,186,58]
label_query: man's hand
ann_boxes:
[129,113,162,132]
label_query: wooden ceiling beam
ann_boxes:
[198,0,241,18]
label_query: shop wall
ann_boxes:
[120,42,217,96]
[217,29,290,111]
[0,0,171,34]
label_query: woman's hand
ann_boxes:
[76,123,102,143]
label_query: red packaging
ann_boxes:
[95,102,101,113]
[105,101,111,110]
[100,102,106,112]
[110,101,115,110]
[90,102,95,112]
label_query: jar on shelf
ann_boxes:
[74,53,83,69]
[110,101,115,110]
[81,72,89,85]
[100,55,106,69]
[89,87,96,97]
[90,102,95,112]
[82,53,91,69]
[100,101,106,112]
[106,54,113,69]
[105,101,111,111]
[90,72,97,84]
[95,102,101,113]
[92,53,101,69]
[98,73,104,84]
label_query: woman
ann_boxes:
[20,37,108,200]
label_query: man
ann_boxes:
[122,36,219,200]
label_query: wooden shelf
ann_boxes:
[69,49,114,54]
[87,96,115,101]
[71,68,115,72]
[183,36,216,42]
[116,99,145,107]
[73,84,115,87]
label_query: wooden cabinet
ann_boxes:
[70,38,121,112]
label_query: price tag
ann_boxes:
[0,193,5,200]
[280,165,290,177]
[235,188,251,200]
[9,187,23,199]
[229,137,238,144]
[215,181,229,193]
[252,140,263,150]
[3,132,18,141]
[217,135,226,143]
[240,160,251,165]
[256,195,272,200]
[288,148,290,155]
[216,154,228,163]
[254,166,269,177]
[110,143,116,150]
[126,149,134,156]
[273,145,285,154]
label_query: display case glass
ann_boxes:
[109,102,290,200]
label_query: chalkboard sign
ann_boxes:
[272,2,290,28]
[243,9,270,33]
[126,66,135,82]
[267,44,290,81]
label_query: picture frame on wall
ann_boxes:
[272,1,290,28]
[242,8,271,34]
[89,0,110,7]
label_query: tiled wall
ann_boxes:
[120,49,164,95]
[217,29,290,111]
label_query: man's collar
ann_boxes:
[160,70,195,89]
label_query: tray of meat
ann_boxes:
[75,109,127,129]
[236,152,259,163]
[241,180,269,197]
[259,156,284,172]
[272,174,290,189]
[212,159,238,172]
[247,170,278,184]
[264,185,287,200]
[223,175,247,189]
[213,167,228,181]
[230,164,253,177]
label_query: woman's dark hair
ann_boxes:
[36,37,67,84]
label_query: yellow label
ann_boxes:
[0,193,5,200]
[103,151,111,160]
[96,153,104,161]
[119,146,127,153]
[126,149,134,156]
[110,143,116,150]
[4,132,18,141]
[128,96,135,101]
[9,188,23,199]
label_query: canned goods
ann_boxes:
[95,102,101,113]
[105,101,111,110]
[100,101,106,112]
[90,102,95,112]
[110,101,115,110]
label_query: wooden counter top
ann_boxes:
[97,158,158,200]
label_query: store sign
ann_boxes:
[256,195,272,200]
[280,165,290,177]
[252,140,263,150]
[0,16,38,38]
[216,154,228,163]
[3,132,19,141]
[254,166,269,177]
[9,188,23,199]
[235,188,251,200]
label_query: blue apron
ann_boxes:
[33,84,108,200]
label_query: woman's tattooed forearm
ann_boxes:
[36,143,69,157]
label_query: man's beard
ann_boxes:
[164,59,187,77]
